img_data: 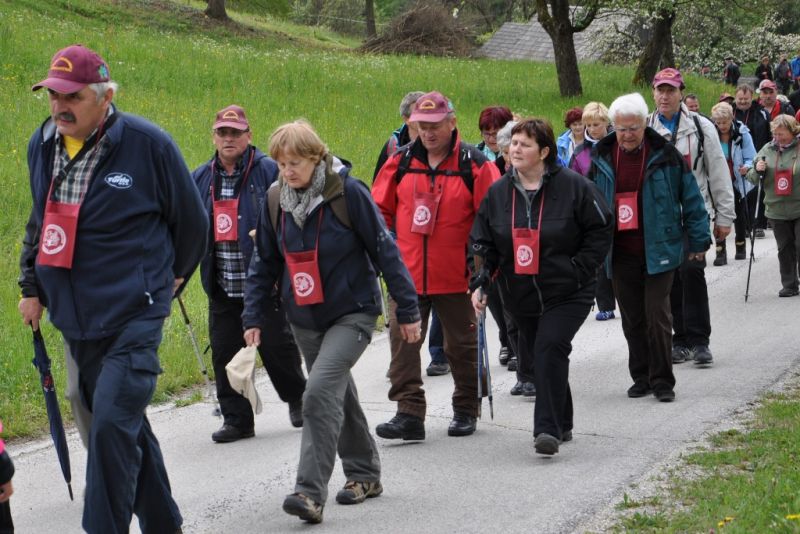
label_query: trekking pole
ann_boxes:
[476,288,494,419]
[177,295,221,417]
[745,157,766,302]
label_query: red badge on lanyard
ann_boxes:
[283,209,325,306]
[410,174,442,236]
[512,188,545,275]
[773,147,797,197]
[614,144,647,232]
[211,153,255,242]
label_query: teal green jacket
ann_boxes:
[589,127,712,275]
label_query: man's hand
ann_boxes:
[714,225,732,241]
[19,297,43,330]
[244,328,261,347]
[0,480,13,503]
[688,251,706,261]
[398,321,422,343]
[471,289,487,316]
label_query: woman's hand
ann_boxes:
[471,289,487,316]
[244,328,261,347]
[398,321,422,343]
[755,159,767,173]
[0,480,13,503]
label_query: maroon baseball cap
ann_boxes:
[409,91,454,123]
[32,45,110,93]
[213,105,250,131]
[718,92,734,103]
[758,79,777,91]
[652,68,685,89]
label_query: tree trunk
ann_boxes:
[312,0,324,25]
[204,0,228,20]
[552,30,583,96]
[365,0,377,38]
[632,7,675,85]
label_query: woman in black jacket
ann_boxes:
[469,119,613,456]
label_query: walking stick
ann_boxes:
[745,157,766,302]
[378,275,390,329]
[177,295,221,417]
[476,289,494,419]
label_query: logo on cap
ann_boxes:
[216,213,233,234]
[516,245,534,267]
[294,273,315,297]
[618,205,634,224]
[413,205,432,225]
[418,99,437,111]
[51,57,73,73]
[42,224,67,255]
[222,110,240,121]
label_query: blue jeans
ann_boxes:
[428,309,447,364]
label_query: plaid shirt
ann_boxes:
[51,118,111,204]
[214,158,247,298]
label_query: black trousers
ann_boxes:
[510,287,593,440]
[734,188,758,244]
[613,253,675,390]
[771,217,800,291]
[671,234,712,348]
[209,286,306,430]
[485,280,514,355]
[0,500,12,534]
[595,265,616,312]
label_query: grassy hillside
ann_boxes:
[0,0,730,437]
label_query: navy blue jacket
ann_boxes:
[26,108,208,340]
[243,156,419,331]
[192,146,276,297]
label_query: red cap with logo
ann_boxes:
[213,105,250,131]
[409,91,453,123]
[652,68,685,89]
[32,44,110,94]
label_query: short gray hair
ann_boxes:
[399,91,425,118]
[710,102,733,122]
[496,120,518,150]
[88,81,118,103]
[608,93,649,125]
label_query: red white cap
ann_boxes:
[32,45,110,93]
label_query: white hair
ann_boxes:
[88,81,118,103]
[399,91,425,118]
[496,120,518,150]
[608,93,649,125]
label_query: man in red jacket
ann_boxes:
[372,91,500,438]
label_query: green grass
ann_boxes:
[0,0,731,438]
[610,376,800,533]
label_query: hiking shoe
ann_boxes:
[283,493,323,523]
[561,430,573,443]
[534,433,559,455]
[627,382,652,398]
[375,413,425,440]
[335,480,383,505]
[510,381,524,396]
[426,361,450,376]
[595,310,615,321]
[653,386,676,402]
[447,412,477,436]
[735,242,746,260]
[289,400,303,428]
[755,228,766,238]
[211,424,254,443]
[779,288,800,297]
[522,382,536,397]
[498,346,511,366]
[507,356,518,372]
[672,345,691,364]
[692,345,713,366]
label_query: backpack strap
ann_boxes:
[267,177,351,232]
[691,114,705,171]
[394,142,476,194]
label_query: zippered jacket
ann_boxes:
[371,130,500,295]
[590,127,712,276]
[243,155,419,331]
[746,141,800,220]
[720,121,757,196]
[25,109,208,340]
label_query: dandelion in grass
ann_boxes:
[786,514,800,520]
[717,516,734,528]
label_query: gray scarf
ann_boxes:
[279,159,327,228]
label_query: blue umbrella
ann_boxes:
[476,290,494,419]
[31,326,74,501]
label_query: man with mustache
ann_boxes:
[18,44,206,533]
[192,105,306,443]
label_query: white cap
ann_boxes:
[225,345,262,414]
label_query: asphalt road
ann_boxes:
[8,231,800,534]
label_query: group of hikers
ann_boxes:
[7,42,800,532]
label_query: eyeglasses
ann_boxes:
[214,128,249,138]
[481,130,499,140]
[614,125,643,134]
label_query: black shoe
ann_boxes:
[735,241,746,260]
[692,345,713,366]
[713,242,727,266]
[289,400,303,428]
[510,381,524,396]
[755,228,766,238]
[426,362,451,376]
[498,346,511,366]
[211,424,255,443]
[561,430,573,443]
[375,413,425,440]
[507,356,518,372]
[534,433,559,455]
[447,412,477,436]
[671,345,690,364]
[653,386,676,402]
[522,382,536,397]
[283,493,324,523]
[779,288,800,297]
[627,382,652,398]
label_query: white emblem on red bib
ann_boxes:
[42,224,67,255]
[618,205,634,224]
[777,177,790,192]
[413,205,431,226]
[516,245,534,267]
[216,213,233,234]
[293,272,315,297]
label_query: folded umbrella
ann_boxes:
[31,327,73,501]
[476,290,494,419]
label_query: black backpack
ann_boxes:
[393,141,482,194]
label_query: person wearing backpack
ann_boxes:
[372,91,500,440]
[647,68,735,367]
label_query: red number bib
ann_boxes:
[283,209,325,306]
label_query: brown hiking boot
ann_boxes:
[335,480,383,505]
[283,493,324,523]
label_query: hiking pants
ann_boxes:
[671,233,712,348]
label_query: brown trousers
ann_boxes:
[388,293,479,418]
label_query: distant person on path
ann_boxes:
[192,105,306,443]
[748,115,800,297]
[755,56,774,83]
[372,91,500,440]
[646,68,735,367]
[776,55,793,95]
[470,118,613,454]
[242,120,420,524]
[723,57,741,86]
[18,44,207,533]
[0,421,14,533]
[791,50,800,90]
[556,106,584,165]
[591,93,711,402]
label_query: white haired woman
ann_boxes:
[589,93,711,402]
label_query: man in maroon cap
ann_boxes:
[372,91,500,438]
[758,79,795,120]
[647,67,734,368]
[192,105,306,443]
[18,44,206,534]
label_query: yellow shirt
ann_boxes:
[63,135,84,160]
